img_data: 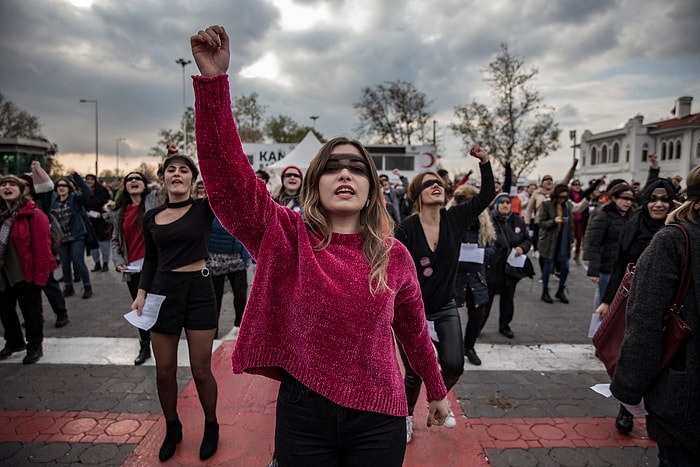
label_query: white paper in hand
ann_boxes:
[427,319,439,343]
[506,248,526,267]
[124,293,166,331]
[588,313,602,338]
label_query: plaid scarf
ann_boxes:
[0,206,19,269]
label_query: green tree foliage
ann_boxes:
[353,80,433,145]
[233,92,266,143]
[264,114,324,143]
[0,93,61,175]
[451,44,561,178]
[150,106,194,158]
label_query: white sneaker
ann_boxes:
[444,403,456,428]
[406,415,414,443]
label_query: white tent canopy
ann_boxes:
[266,131,323,172]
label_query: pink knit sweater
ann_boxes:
[193,75,447,417]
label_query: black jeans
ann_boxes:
[0,281,44,351]
[400,300,464,416]
[657,444,700,467]
[275,372,405,467]
[211,270,248,327]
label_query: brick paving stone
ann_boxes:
[104,419,140,436]
[28,443,70,463]
[78,444,124,465]
[61,418,97,435]
[530,423,566,440]
[486,424,521,441]
[15,417,55,435]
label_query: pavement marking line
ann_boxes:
[0,338,603,371]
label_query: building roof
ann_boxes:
[646,112,700,130]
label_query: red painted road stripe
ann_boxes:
[0,341,656,466]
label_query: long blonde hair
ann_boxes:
[448,184,497,247]
[667,164,700,225]
[301,137,394,295]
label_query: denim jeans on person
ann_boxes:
[542,256,569,293]
[595,272,611,308]
[90,240,111,265]
[274,372,406,467]
[58,240,91,287]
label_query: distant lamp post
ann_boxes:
[116,137,126,177]
[79,99,99,175]
[569,130,578,161]
[176,58,192,153]
[310,115,319,127]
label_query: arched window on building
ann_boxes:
[601,145,608,164]
[591,147,597,165]
[669,142,674,160]
[661,142,667,160]
[625,144,630,162]
[612,143,620,163]
[641,143,649,162]
[676,140,682,160]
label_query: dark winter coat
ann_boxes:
[610,222,700,455]
[585,204,631,277]
[486,211,531,291]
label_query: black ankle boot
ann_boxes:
[134,340,151,366]
[92,261,101,272]
[200,420,219,460]
[615,405,633,433]
[63,285,75,297]
[541,289,553,303]
[159,417,182,461]
[82,285,93,299]
[555,288,569,303]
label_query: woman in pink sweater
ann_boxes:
[191,25,449,465]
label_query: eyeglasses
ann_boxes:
[322,158,369,177]
[420,179,445,191]
[571,183,581,186]
[648,196,670,204]
[56,184,70,188]
[0,181,21,188]
[557,195,569,200]
[125,176,144,183]
[283,173,302,179]
[617,196,635,202]
[542,177,553,182]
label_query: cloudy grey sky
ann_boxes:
[1,0,699,179]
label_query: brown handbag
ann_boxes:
[592,224,693,379]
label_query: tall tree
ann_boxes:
[149,106,194,158]
[233,92,266,143]
[451,44,561,178]
[0,93,60,174]
[353,80,432,145]
[264,114,324,143]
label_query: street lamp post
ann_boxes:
[310,115,319,127]
[569,130,579,162]
[80,99,99,175]
[176,58,192,153]
[116,137,125,177]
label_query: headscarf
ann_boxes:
[620,178,675,252]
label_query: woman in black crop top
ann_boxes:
[131,154,220,462]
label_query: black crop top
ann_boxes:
[138,198,214,291]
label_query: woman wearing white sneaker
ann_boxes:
[191,25,449,466]
[395,147,495,442]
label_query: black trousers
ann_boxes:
[275,372,405,467]
[400,300,464,416]
[211,270,248,327]
[42,271,66,316]
[0,281,44,351]
[481,280,517,331]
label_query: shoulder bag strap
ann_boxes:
[665,224,692,313]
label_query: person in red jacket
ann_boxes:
[0,175,57,364]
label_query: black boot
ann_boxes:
[555,288,569,304]
[82,285,93,299]
[158,418,182,461]
[465,348,482,366]
[615,405,634,433]
[23,347,43,364]
[200,420,219,461]
[102,262,109,272]
[541,289,553,303]
[63,285,75,297]
[92,261,101,272]
[134,340,151,365]
[55,312,70,328]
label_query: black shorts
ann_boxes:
[148,269,217,335]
